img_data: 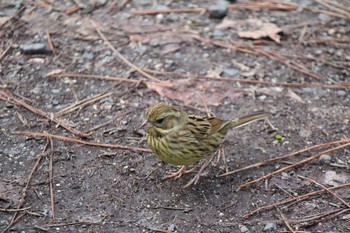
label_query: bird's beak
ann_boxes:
[140,119,148,128]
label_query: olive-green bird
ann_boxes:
[142,102,270,180]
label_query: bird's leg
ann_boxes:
[163,165,196,180]
[216,147,229,173]
[183,154,215,188]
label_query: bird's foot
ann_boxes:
[163,165,195,180]
[183,155,215,188]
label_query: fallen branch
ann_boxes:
[0,90,90,138]
[238,142,350,189]
[242,183,350,218]
[132,8,206,15]
[14,131,151,153]
[3,139,50,232]
[90,19,160,82]
[220,138,350,177]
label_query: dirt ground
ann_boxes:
[1,0,350,232]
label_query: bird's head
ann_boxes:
[142,103,186,136]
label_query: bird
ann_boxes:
[141,102,270,184]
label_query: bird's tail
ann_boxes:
[228,110,271,129]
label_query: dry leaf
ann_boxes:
[46,69,64,77]
[255,87,304,103]
[286,89,305,103]
[129,34,150,43]
[160,43,180,55]
[146,79,246,106]
[215,18,239,30]
[237,19,282,43]
[216,19,282,43]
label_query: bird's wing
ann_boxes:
[186,115,225,140]
[207,117,226,135]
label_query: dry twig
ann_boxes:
[298,175,350,208]
[0,91,90,138]
[276,207,296,233]
[14,131,151,153]
[2,138,50,233]
[242,183,350,218]
[239,142,350,189]
[220,138,350,177]
[90,19,160,82]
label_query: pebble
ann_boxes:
[314,49,322,55]
[337,19,348,26]
[318,13,332,21]
[168,223,176,232]
[300,0,313,6]
[263,222,277,231]
[302,87,314,94]
[239,224,250,233]
[299,129,312,138]
[20,43,51,54]
[223,68,240,76]
[51,89,60,94]
[154,63,163,70]
[212,30,226,37]
[82,52,94,60]
[149,38,161,47]
[166,13,179,22]
[335,50,343,57]
[52,99,60,106]
[134,45,148,55]
[208,1,229,19]
[319,154,331,164]
[156,13,164,23]
[337,90,347,97]
[328,28,336,35]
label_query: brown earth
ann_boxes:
[1,0,350,232]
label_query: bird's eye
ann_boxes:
[155,118,165,124]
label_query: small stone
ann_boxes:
[300,0,313,6]
[219,212,224,216]
[337,90,347,97]
[323,171,348,186]
[82,52,94,60]
[156,13,164,23]
[299,129,312,138]
[31,87,41,94]
[208,1,229,19]
[319,154,331,164]
[51,89,60,94]
[134,45,148,55]
[155,4,169,10]
[52,99,60,106]
[302,87,314,94]
[239,224,250,233]
[328,28,336,35]
[168,224,176,232]
[335,50,343,57]
[154,63,163,70]
[337,19,348,26]
[263,222,277,231]
[314,49,322,55]
[318,13,332,21]
[149,39,160,47]
[212,30,226,37]
[28,58,45,64]
[166,13,179,22]
[223,68,240,76]
[20,43,51,54]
